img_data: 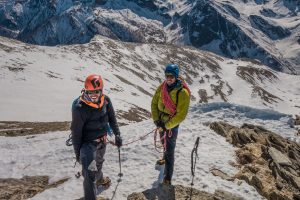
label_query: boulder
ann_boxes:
[127,184,244,200]
[210,122,300,200]
[295,115,300,126]
[0,176,69,200]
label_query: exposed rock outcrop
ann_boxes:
[180,0,296,73]
[210,122,300,200]
[295,115,300,126]
[0,176,69,200]
[127,184,244,200]
[249,15,291,40]
[0,121,70,136]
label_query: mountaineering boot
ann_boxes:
[156,158,165,165]
[162,178,171,185]
[96,177,111,188]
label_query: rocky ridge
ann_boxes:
[0,0,299,73]
[127,184,245,200]
[0,176,69,200]
[210,122,300,200]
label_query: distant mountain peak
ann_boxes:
[0,0,299,74]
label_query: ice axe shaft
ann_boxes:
[190,137,200,200]
[117,147,123,182]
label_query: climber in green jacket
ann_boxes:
[151,63,191,185]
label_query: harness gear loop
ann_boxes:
[94,134,107,143]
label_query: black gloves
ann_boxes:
[154,120,160,127]
[74,146,81,163]
[154,120,166,132]
[115,135,123,147]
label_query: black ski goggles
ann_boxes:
[85,89,102,95]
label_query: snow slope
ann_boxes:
[0,22,299,200]
[0,103,298,200]
[0,36,299,122]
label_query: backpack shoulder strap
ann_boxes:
[176,87,183,105]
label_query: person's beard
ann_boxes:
[90,95,100,103]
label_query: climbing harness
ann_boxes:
[94,134,108,143]
[70,129,157,179]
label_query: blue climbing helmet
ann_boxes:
[164,64,179,78]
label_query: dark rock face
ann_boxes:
[95,0,108,5]
[260,8,278,18]
[19,10,94,45]
[0,0,82,43]
[252,0,300,11]
[0,176,69,199]
[295,115,300,125]
[210,122,300,200]
[282,0,300,13]
[181,1,285,71]
[221,3,241,19]
[128,0,158,11]
[235,66,283,104]
[155,0,298,73]
[0,0,167,45]
[0,0,298,73]
[254,0,265,5]
[127,184,245,200]
[236,66,278,85]
[249,15,291,40]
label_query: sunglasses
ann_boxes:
[165,74,175,79]
[85,89,102,95]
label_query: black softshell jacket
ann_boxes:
[71,95,121,159]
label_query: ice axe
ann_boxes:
[190,137,200,200]
[117,147,123,182]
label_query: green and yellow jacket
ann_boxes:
[151,82,190,130]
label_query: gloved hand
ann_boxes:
[154,120,160,127]
[115,135,123,147]
[154,120,166,132]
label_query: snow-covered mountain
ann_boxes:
[0,0,299,74]
[0,35,299,122]
[1,12,300,200]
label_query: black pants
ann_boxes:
[160,126,179,181]
[80,141,106,200]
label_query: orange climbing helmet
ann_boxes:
[84,74,104,91]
